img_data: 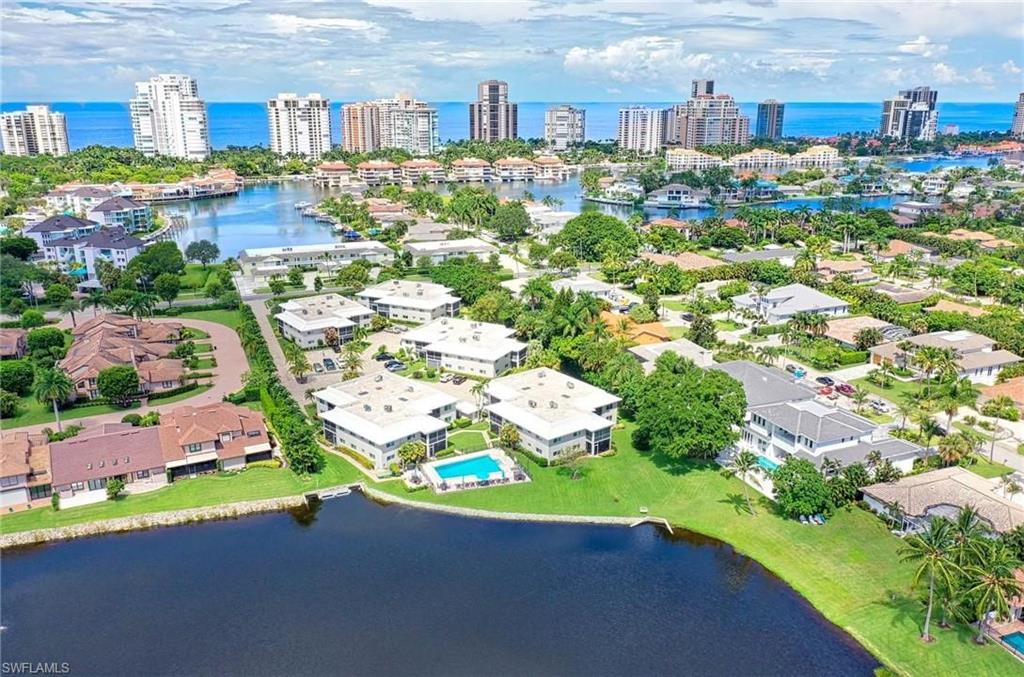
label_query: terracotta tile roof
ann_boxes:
[159,403,269,462]
[49,427,164,487]
[0,431,50,483]
[601,311,671,345]
[877,240,927,258]
[317,162,351,172]
[400,159,442,169]
[532,156,565,166]
[981,377,1024,407]
[824,316,892,346]
[0,328,26,357]
[137,358,185,385]
[452,158,490,167]
[642,251,721,271]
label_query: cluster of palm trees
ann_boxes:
[72,288,159,324]
[899,508,1022,644]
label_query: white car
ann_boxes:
[439,373,454,383]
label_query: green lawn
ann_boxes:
[714,319,744,331]
[172,308,242,330]
[966,454,1014,479]
[193,357,216,370]
[178,264,224,294]
[850,376,923,403]
[447,430,489,453]
[0,452,360,533]
[667,326,688,340]
[369,423,1019,676]
[149,383,213,405]
[183,328,210,340]
[662,299,688,312]
[2,397,139,429]
[192,342,213,353]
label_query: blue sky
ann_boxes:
[2,0,1022,102]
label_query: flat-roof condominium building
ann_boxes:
[401,318,527,378]
[355,279,460,323]
[1012,92,1024,139]
[617,107,663,154]
[402,238,496,264]
[485,367,620,461]
[544,105,585,150]
[880,86,938,142]
[238,241,395,278]
[342,102,381,153]
[267,93,332,160]
[315,372,458,470]
[756,100,785,140]
[675,93,751,149]
[275,294,375,348]
[0,105,69,156]
[469,80,517,141]
[130,74,210,160]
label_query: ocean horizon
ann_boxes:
[1,100,1014,151]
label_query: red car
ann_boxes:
[835,383,856,397]
[818,386,833,396]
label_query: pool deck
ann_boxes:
[988,618,1024,662]
[415,449,530,493]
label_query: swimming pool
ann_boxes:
[1002,631,1024,654]
[433,454,503,481]
[757,456,780,472]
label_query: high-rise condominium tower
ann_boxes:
[0,105,69,156]
[756,100,785,140]
[544,105,586,150]
[880,86,938,142]
[469,80,517,141]
[1011,93,1024,139]
[341,94,438,155]
[341,103,381,153]
[673,90,751,149]
[691,79,714,98]
[617,107,663,154]
[130,74,210,160]
[267,93,332,159]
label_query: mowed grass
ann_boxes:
[171,308,243,330]
[2,398,139,429]
[850,376,924,403]
[372,423,1020,676]
[447,431,489,453]
[0,452,360,533]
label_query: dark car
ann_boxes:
[384,360,404,369]
[323,358,336,371]
[374,352,394,362]
[785,364,798,374]
[451,375,468,385]
[681,312,695,322]
[815,376,835,386]
[835,383,856,396]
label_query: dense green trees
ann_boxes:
[154,273,181,307]
[128,241,185,281]
[552,212,638,261]
[772,458,833,518]
[0,360,34,396]
[0,236,38,260]
[429,255,500,305]
[184,240,220,267]
[489,201,532,242]
[97,365,140,406]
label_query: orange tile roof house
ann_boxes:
[874,240,933,260]
[158,402,273,478]
[0,431,51,509]
[601,311,671,345]
[816,258,879,284]
[981,377,1024,413]
[0,328,27,359]
[642,251,721,271]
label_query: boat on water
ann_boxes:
[294,201,312,209]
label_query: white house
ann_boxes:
[403,238,496,264]
[485,368,620,461]
[314,372,457,471]
[41,227,145,282]
[275,294,374,348]
[493,157,536,182]
[869,330,1022,385]
[87,196,152,232]
[238,241,394,278]
[22,214,101,247]
[401,318,527,377]
[628,338,714,372]
[355,279,460,323]
[732,283,849,323]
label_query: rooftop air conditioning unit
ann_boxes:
[529,400,537,408]
[549,401,557,408]
[384,405,392,412]
[363,404,371,411]
[567,382,574,389]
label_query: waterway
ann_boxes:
[0,493,877,676]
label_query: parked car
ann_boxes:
[451,375,467,385]
[384,359,404,368]
[681,312,695,322]
[374,352,394,362]
[785,364,798,374]
[815,376,835,386]
[835,383,856,397]
[870,400,890,413]
[323,358,336,371]
[439,373,454,383]
[818,386,833,396]
[385,326,402,334]
[313,363,324,374]
[385,362,405,372]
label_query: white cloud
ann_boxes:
[265,14,387,41]
[1003,60,1023,75]
[2,6,112,25]
[564,37,715,86]
[932,62,964,83]
[896,35,947,58]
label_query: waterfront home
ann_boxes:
[645,183,708,208]
[400,159,446,184]
[86,196,152,233]
[238,241,395,278]
[893,200,941,219]
[484,367,620,461]
[665,148,723,171]
[493,157,537,182]
[22,214,101,247]
[41,227,145,283]
[863,467,1024,534]
[532,156,569,181]
[721,247,802,267]
[314,372,457,471]
[641,217,692,238]
[400,317,527,377]
[0,431,52,508]
[628,337,714,371]
[823,316,907,349]
[356,160,401,185]
[450,157,493,182]
[404,220,458,242]
[815,258,879,284]
[158,403,273,478]
[0,328,27,359]
[44,185,121,213]
[314,162,355,188]
[356,279,460,323]
[402,238,496,264]
[642,252,721,271]
[522,203,577,239]
[275,293,374,348]
[732,283,849,323]
[869,330,1022,385]
[126,168,241,203]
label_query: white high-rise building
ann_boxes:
[130,74,210,160]
[544,105,585,150]
[1011,92,1024,139]
[0,105,69,156]
[469,80,517,141]
[341,93,438,155]
[617,107,663,154]
[267,93,332,159]
[880,87,938,142]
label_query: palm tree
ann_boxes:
[950,507,988,568]
[341,346,362,379]
[896,400,915,430]
[33,368,74,433]
[126,291,157,319]
[287,351,311,382]
[898,518,960,642]
[916,415,943,450]
[470,380,488,419]
[59,298,80,326]
[938,377,978,429]
[721,450,763,515]
[852,388,869,414]
[964,540,1023,643]
[82,289,106,318]
[937,432,973,466]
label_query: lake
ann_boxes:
[0,493,877,676]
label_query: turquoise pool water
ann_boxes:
[434,455,502,481]
[757,456,780,472]
[1003,631,1024,654]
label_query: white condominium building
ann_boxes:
[401,318,527,378]
[355,279,460,323]
[450,158,493,182]
[238,241,395,278]
[267,93,332,159]
[274,293,374,348]
[1,105,69,156]
[617,107,663,154]
[544,105,585,150]
[493,157,536,181]
[665,148,723,171]
[130,74,210,160]
[880,87,938,142]
[469,80,517,141]
[402,238,496,264]
[485,368,620,461]
[315,372,457,470]
[342,93,438,155]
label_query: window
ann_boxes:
[136,469,149,480]
[71,482,84,491]
[0,476,20,488]
[87,478,106,491]
[246,431,261,438]
[185,443,203,453]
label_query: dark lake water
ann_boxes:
[1,494,876,676]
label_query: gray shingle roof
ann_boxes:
[750,399,873,442]
[25,215,98,233]
[711,361,815,407]
[91,196,146,212]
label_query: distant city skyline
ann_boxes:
[2,1,1020,103]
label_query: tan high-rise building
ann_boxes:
[342,102,381,153]
[0,105,69,156]
[1011,92,1024,139]
[675,93,750,149]
[469,80,517,141]
[267,93,332,159]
